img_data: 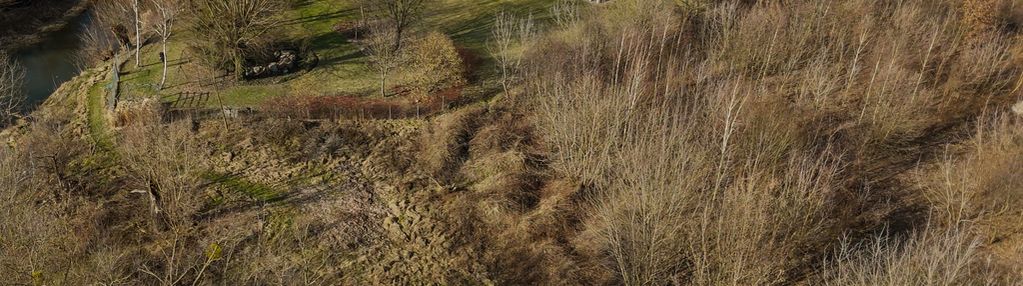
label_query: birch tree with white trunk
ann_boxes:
[151,0,178,90]
[132,0,143,68]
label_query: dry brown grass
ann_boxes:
[906,114,1023,280]
[526,0,1023,284]
[117,101,208,230]
[817,228,992,286]
[419,104,486,179]
[5,0,1023,284]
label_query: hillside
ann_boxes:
[1,0,1023,285]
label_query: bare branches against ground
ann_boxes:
[187,0,285,79]
[0,51,24,125]
[359,0,429,52]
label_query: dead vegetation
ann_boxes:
[3,0,1023,284]
[0,50,23,125]
[522,0,1023,284]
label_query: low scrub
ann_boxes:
[528,0,1023,284]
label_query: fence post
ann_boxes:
[216,92,228,130]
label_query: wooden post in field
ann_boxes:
[216,92,228,130]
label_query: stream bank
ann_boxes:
[4,1,98,112]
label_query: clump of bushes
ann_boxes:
[404,31,466,99]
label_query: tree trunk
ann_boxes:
[147,185,168,232]
[233,48,244,80]
[393,27,403,53]
[380,69,387,97]
[159,40,168,90]
[501,63,508,95]
[134,0,141,68]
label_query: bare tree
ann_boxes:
[151,0,179,90]
[189,0,284,80]
[550,0,580,27]
[0,51,24,126]
[488,11,534,95]
[362,22,402,97]
[118,103,205,232]
[132,0,143,68]
[362,0,428,52]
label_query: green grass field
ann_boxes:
[118,0,555,108]
[86,70,115,151]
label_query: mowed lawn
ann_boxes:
[118,0,556,108]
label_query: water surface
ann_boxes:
[14,10,95,110]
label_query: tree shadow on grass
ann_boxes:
[308,31,368,74]
[280,8,355,27]
[195,168,337,222]
[320,49,365,67]
[310,30,349,50]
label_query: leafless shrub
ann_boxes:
[249,117,305,151]
[531,19,843,284]
[117,101,207,231]
[488,11,534,96]
[75,15,120,68]
[917,113,1023,228]
[93,0,141,51]
[0,113,105,284]
[528,0,1022,284]
[0,51,23,125]
[0,147,78,284]
[361,21,403,96]
[817,228,992,286]
[18,115,94,197]
[550,0,581,27]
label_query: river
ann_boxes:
[14,9,97,110]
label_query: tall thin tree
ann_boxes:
[133,0,143,68]
[488,12,534,96]
[361,22,402,97]
[151,0,178,90]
